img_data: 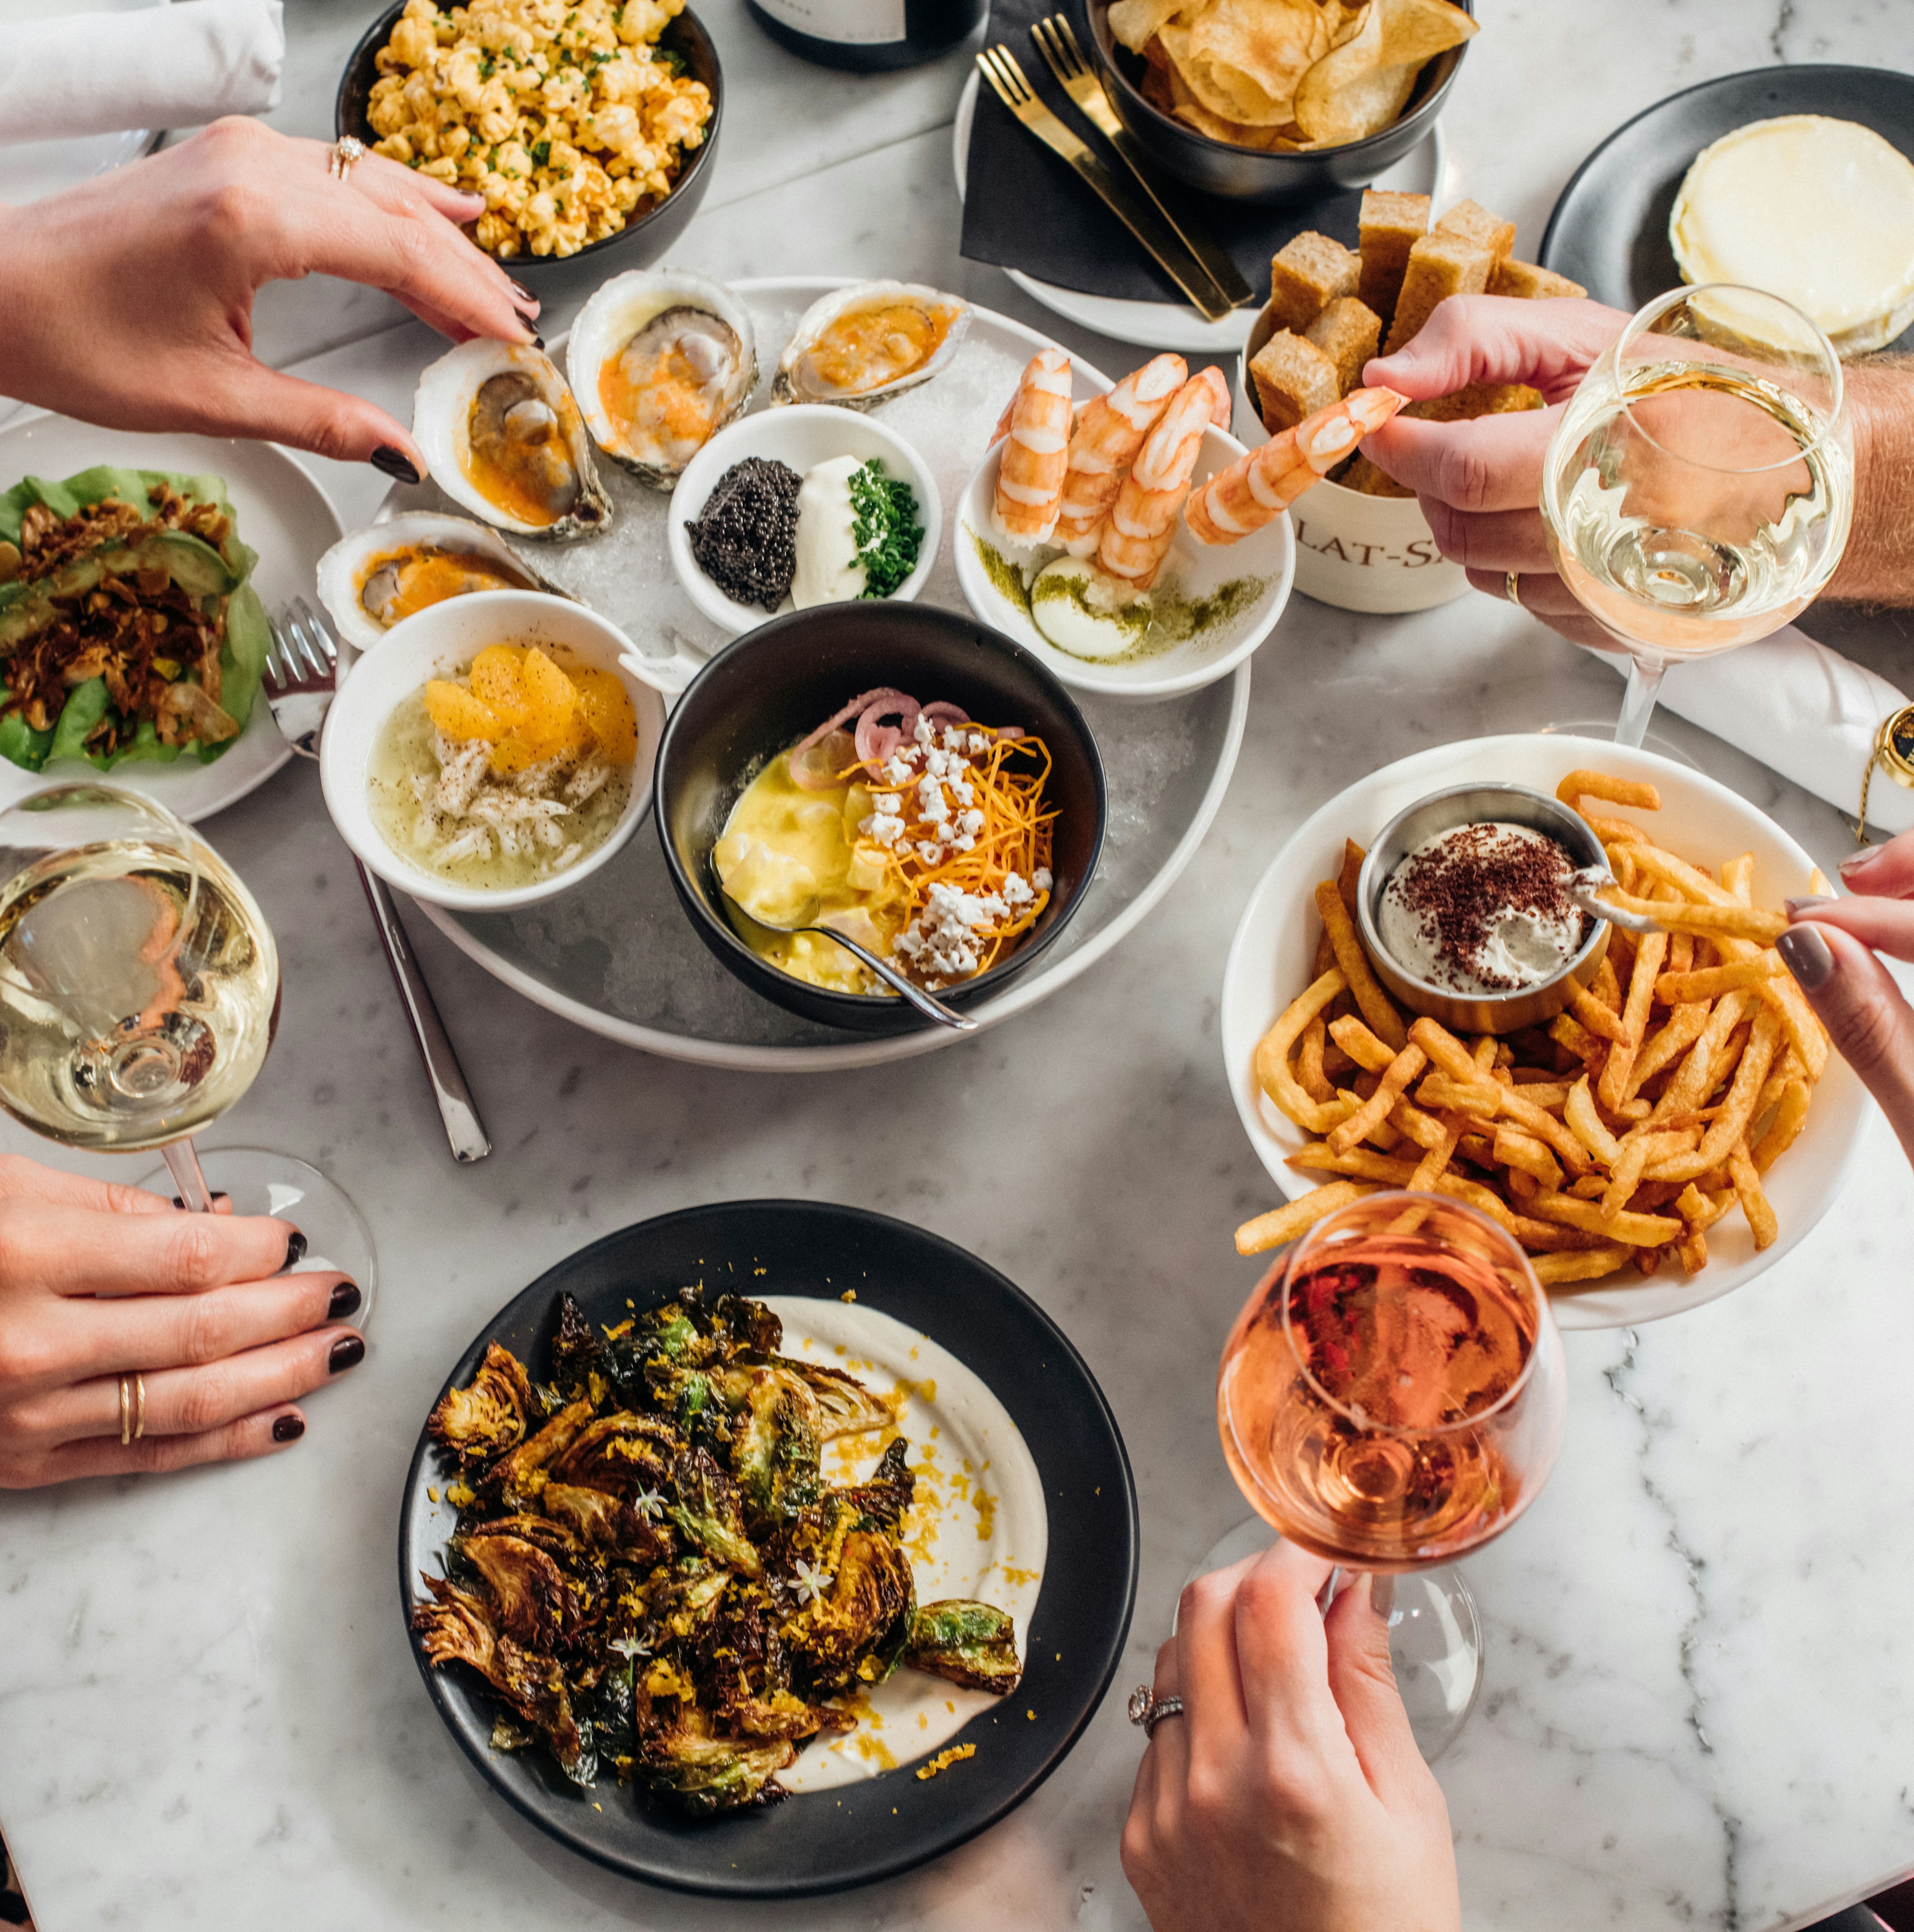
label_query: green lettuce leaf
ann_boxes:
[48,678,111,765]
[0,702,52,772]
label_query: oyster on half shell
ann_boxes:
[413,340,612,542]
[316,513,566,652]
[568,271,758,489]
[772,282,969,409]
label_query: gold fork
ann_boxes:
[975,44,1234,322]
[1030,15,1252,311]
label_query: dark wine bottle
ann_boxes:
[744,0,984,72]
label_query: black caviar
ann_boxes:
[685,457,803,610]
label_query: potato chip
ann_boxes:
[1294,2,1418,145]
[1373,0,1476,67]
[1164,0,1328,127]
[1109,0,1185,56]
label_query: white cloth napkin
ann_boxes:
[1643,624,1914,839]
[0,0,285,148]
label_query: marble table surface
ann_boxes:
[4,3,1914,1929]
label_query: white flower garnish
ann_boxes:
[631,1487,666,1521]
[794,1558,834,1606]
[609,1635,650,1659]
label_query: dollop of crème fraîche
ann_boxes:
[1378,820,1588,995]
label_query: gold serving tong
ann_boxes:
[976,43,1237,322]
[1028,15,1252,313]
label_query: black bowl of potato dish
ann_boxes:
[334,0,723,279]
[657,603,1107,1035]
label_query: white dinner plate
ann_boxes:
[1219,733,1872,1331]
[952,70,1446,353]
[0,412,340,822]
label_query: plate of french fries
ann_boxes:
[1219,735,1870,1329]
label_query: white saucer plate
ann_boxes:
[952,70,1446,353]
[0,412,340,822]
[1219,733,1871,1331]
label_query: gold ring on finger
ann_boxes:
[119,1374,132,1446]
[135,1372,146,1442]
[328,136,366,184]
[1505,571,1523,610]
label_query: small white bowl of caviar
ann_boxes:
[319,589,668,913]
[666,405,942,635]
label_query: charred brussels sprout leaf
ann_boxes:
[842,1437,915,1534]
[906,1601,1024,1695]
[668,1447,762,1577]
[548,1292,603,1398]
[428,1342,533,1465]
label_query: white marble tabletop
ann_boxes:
[4,4,1914,1930]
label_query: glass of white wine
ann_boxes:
[0,784,374,1312]
[1198,1191,1566,1761]
[1540,283,1854,749]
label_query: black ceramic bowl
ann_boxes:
[1080,0,1470,204]
[334,1,722,283]
[657,603,1107,1036]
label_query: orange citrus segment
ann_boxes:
[571,668,638,762]
[468,645,529,726]
[423,679,502,742]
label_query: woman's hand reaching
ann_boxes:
[0,116,538,482]
[0,1154,362,1487]
[1121,1540,1461,1932]
[1782,831,1914,1172]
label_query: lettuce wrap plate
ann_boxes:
[0,413,341,821]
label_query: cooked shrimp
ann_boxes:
[1185,386,1407,546]
[1191,363,1232,430]
[1053,352,1187,556]
[992,347,1073,541]
[1095,374,1215,590]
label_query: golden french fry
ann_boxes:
[1408,1016,1484,1086]
[1654,957,1786,1002]
[1532,1244,1636,1284]
[1407,1113,1463,1192]
[1328,1013,1396,1074]
[1336,839,1366,918]
[1494,1084,1595,1176]
[1752,1077,1811,1173]
[1625,1001,1710,1099]
[1328,1043,1427,1152]
[1809,866,1830,894]
[1563,1074,1622,1164]
[1651,990,1749,1122]
[1667,930,1694,976]
[1597,926,1668,1109]
[1722,852,1754,903]
[1493,1126,1563,1189]
[1629,842,1731,906]
[1556,769,1663,812]
[1693,1006,1783,1169]
[1549,1010,1604,1064]
[1595,889,1789,945]
[1235,1180,1379,1256]
[1312,925,1336,979]
[1315,878,1407,1051]
[1297,1014,1335,1104]
[1677,1227,1709,1273]
[1674,1182,1735,1230]
[1564,976,1626,1045]
[1255,968,1362,1133]
[1525,1191,1683,1245]
[1415,1072,1503,1117]
[1389,1098,1450,1151]
[1728,1142,1777,1249]
[1757,976,1829,1082]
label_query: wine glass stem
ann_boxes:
[161,1138,215,1213]
[1614,653,1668,750]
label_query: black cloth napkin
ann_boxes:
[958,0,1362,307]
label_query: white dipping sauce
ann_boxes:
[763,1295,1048,1790]
[791,454,866,609]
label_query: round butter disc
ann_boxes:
[1670,114,1914,356]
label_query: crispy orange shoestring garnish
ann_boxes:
[839,725,1057,975]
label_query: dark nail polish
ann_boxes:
[272,1414,305,1444]
[1777,925,1835,989]
[329,1335,366,1374]
[1841,843,1884,878]
[284,1229,308,1270]
[509,277,535,305]
[327,1280,362,1321]
[516,310,544,348]
[370,445,422,485]
[1785,894,1837,914]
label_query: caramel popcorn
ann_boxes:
[366,0,712,260]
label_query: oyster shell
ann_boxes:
[316,513,564,652]
[413,340,612,542]
[567,271,758,489]
[772,282,969,409]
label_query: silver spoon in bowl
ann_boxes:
[717,883,978,1033]
[1565,865,1668,936]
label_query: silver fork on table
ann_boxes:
[265,598,492,1163]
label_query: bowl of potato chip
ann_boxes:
[335,0,723,275]
[1086,0,1473,201]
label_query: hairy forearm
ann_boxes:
[1829,354,1914,605]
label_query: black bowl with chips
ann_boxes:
[334,0,723,283]
[1080,0,1470,204]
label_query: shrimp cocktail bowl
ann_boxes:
[655,602,1107,1034]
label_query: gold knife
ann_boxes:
[1030,15,1253,311]
[976,44,1235,323]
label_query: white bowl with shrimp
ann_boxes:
[954,424,1294,702]
[319,590,668,914]
[667,405,942,636]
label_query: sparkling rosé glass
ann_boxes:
[1208,1190,1566,1759]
